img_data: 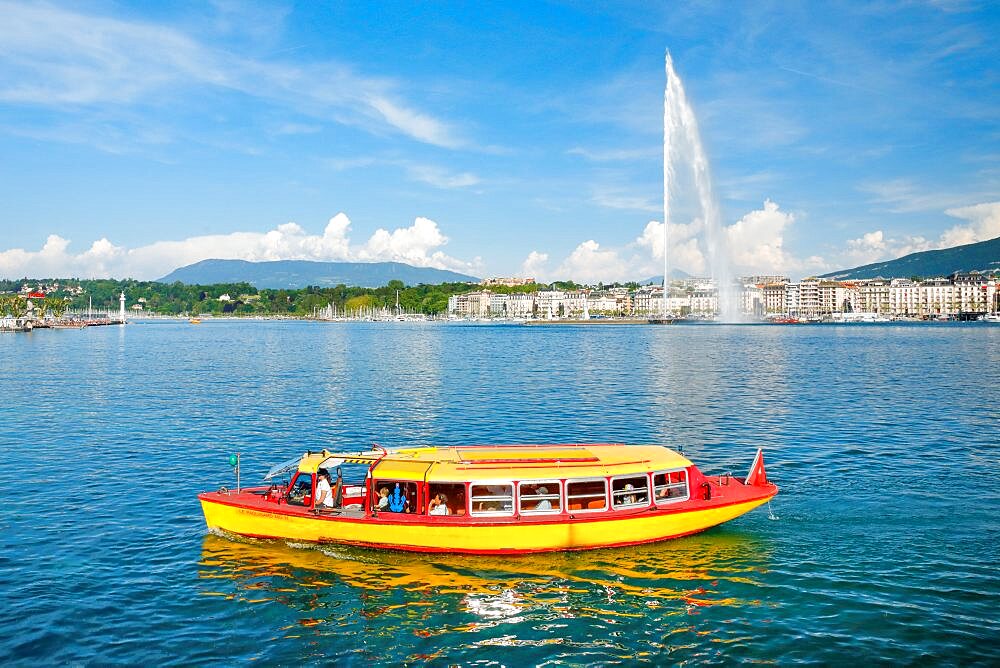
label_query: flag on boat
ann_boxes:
[745,448,768,486]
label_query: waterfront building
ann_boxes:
[488,292,535,318]
[535,290,567,317]
[762,283,787,314]
[447,291,492,317]
[741,275,789,286]
[739,284,764,317]
[446,272,999,319]
[480,277,535,287]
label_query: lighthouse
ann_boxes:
[119,291,126,325]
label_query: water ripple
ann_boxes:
[0,321,997,664]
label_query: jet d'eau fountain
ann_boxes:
[661,51,738,321]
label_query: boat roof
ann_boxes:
[295,444,692,482]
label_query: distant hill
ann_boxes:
[641,269,692,284]
[158,259,478,288]
[820,236,1000,280]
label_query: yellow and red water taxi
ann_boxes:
[199,444,777,554]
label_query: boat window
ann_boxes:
[470,483,514,516]
[653,470,689,504]
[286,473,314,507]
[518,481,561,514]
[611,475,649,509]
[375,480,417,513]
[426,483,466,516]
[566,479,607,512]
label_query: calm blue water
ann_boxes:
[1,321,997,665]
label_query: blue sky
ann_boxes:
[0,0,997,282]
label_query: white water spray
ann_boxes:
[663,52,737,320]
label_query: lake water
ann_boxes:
[1,320,997,665]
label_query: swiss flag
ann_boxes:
[745,448,768,486]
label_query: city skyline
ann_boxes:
[1,1,998,283]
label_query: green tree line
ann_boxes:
[0,278,547,317]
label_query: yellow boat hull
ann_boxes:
[200,494,773,554]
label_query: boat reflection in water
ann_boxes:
[198,529,775,662]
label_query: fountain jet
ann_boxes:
[663,51,737,321]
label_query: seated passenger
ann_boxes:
[657,485,680,500]
[315,470,335,509]
[429,493,450,516]
[377,486,390,510]
[535,486,552,511]
[623,483,637,505]
[387,483,408,513]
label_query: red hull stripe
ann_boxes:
[199,488,777,528]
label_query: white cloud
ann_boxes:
[592,189,660,213]
[0,214,475,280]
[0,2,465,149]
[567,146,659,162]
[555,240,630,284]
[520,251,549,281]
[842,200,1000,267]
[535,200,830,283]
[860,179,990,214]
[635,219,708,275]
[403,164,480,189]
[725,199,798,273]
[941,201,1000,247]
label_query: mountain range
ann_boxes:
[820,236,1000,280]
[158,259,478,288]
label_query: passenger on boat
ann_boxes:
[428,492,450,515]
[656,486,680,500]
[535,487,552,511]
[315,470,335,509]
[377,486,390,510]
[623,483,637,505]
[387,483,408,513]
[315,469,344,509]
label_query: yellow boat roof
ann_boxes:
[297,444,692,482]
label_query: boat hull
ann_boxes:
[199,490,775,554]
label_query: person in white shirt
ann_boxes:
[535,486,553,511]
[428,493,450,515]
[315,470,335,508]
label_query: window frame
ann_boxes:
[375,479,418,513]
[652,468,690,505]
[565,478,609,514]
[286,472,315,507]
[610,473,650,509]
[517,480,562,515]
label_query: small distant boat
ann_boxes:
[199,444,778,554]
[772,317,800,324]
[981,313,1000,323]
[189,318,201,324]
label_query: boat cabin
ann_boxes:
[272,444,703,520]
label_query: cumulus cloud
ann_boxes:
[0,214,475,280]
[725,199,798,273]
[941,201,1000,247]
[635,219,708,275]
[555,240,630,284]
[520,251,549,280]
[536,199,830,283]
[843,200,1000,266]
